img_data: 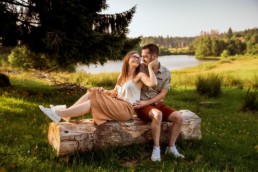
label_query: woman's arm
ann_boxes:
[134,88,167,109]
[138,59,158,87]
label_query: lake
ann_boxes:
[76,55,206,73]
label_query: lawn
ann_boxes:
[0,55,258,171]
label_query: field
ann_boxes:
[0,55,258,171]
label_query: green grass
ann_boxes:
[0,55,258,171]
[172,55,258,89]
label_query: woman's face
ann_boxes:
[128,53,141,68]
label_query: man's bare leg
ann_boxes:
[165,111,184,158]
[149,109,162,161]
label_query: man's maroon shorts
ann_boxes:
[135,102,176,122]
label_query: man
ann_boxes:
[134,43,184,162]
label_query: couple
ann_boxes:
[39,44,184,161]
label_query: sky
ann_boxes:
[103,0,258,37]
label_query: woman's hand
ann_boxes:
[148,58,159,68]
[133,100,149,109]
[103,89,117,98]
[98,87,105,92]
[108,90,117,98]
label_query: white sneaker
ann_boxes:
[50,104,70,122]
[151,147,161,162]
[165,146,185,158]
[39,105,61,123]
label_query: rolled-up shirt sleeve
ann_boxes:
[161,71,171,90]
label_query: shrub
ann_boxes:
[219,58,232,64]
[0,73,11,87]
[0,53,9,66]
[64,64,76,72]
[219,56,237,64]
[8,45,33,69]
[195,74,222,97]
[221,49,230,58]
[242,89,258,111]
[201,62,216,70]
[7,45,56,70]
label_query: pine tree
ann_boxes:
[1,0,140,67]
[227,27,233,39]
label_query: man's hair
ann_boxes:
[142,43,159,56]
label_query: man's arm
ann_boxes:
[134,88,168,109]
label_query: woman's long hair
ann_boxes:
[117,51,140,85]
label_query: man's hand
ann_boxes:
[133,100,149,109]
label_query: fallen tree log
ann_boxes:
[48,110,201,156]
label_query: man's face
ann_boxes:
[141,49,156,67]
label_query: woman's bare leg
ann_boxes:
[68,91,92,109]
[55,100,91,117]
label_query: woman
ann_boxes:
[39,51,158,125]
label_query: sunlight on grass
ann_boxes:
[0,97,37,114]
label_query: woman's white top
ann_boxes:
[116,80,140,105]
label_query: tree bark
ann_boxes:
[48,110,201,156]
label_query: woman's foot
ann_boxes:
[50,104,71,122]
[39,105,61,123]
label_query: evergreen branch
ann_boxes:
[1,0,30,8]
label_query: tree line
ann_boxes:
[141,28,258,58]
[141,36,195,49]
[194,28,258,59]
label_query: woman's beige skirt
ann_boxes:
[89,88,134,125]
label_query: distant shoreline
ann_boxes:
[76,55,212,74]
